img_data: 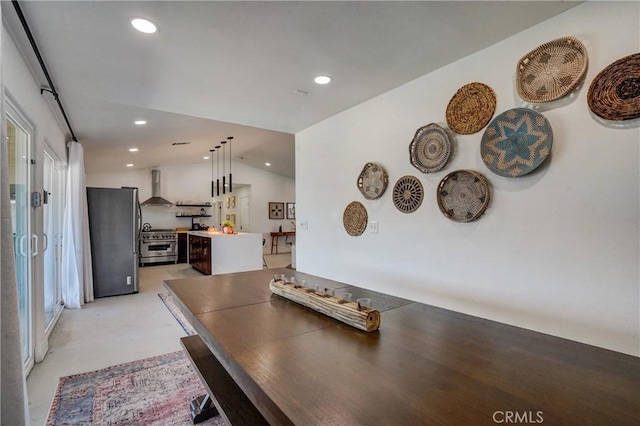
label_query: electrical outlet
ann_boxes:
[299,220,309,230]
[368,221,378,234]
[126,276,132,285]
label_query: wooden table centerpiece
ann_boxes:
[269,278,381,332]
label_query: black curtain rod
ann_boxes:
[11,0,78,142]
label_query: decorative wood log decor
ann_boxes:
[269,279,381,332]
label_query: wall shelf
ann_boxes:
[177,205,213,229]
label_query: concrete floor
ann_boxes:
[26,254,291,425]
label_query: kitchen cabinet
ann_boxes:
[177,232,188,264]
[189,234,211,275]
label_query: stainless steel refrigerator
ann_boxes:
[87,187,141,297]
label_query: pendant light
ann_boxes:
[214,149,216,198]
[215,145,221,197]
[227,136,234,193]
[220,139,227,195]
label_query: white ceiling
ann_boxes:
[3,1,581,178]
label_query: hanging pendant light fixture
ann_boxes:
[210,147,215,198]
[220,139,227,195]
[227,136,234,193]
[215,145,221,197]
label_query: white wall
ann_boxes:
[3,32,67,162]
[296,2,640,355]
[86,160,295,251]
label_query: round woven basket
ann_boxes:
[480,108,553,178]
[409,123,452,173]
[392,175,424,214]
[343,201,368,236]
[357,162,388,200]
[587,53,640,121]
[516,36,588,103]
[437,170,491,223]
[445,82,496,134]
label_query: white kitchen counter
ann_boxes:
[187,231,263,275]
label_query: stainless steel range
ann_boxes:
[140,229,178,266]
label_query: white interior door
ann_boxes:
[238,195,250,232]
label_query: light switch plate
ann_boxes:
[299,220,309,230]
[368,221,378,234]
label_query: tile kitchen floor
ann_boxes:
[26,254,290,425]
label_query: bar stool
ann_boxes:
[262,238,268,269]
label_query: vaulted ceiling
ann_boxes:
[3,1,581,178]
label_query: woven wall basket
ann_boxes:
[587,53,640,121]
[481,108,553,178]
[516,36,588,103]
[437,170,491,223]
[409,123,452,173]
[343,201,368,236]
[357,162,388,200]
[392,175,424,214]
[445,82,496,134]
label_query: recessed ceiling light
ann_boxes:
[314,75,332,85]
[204,156,210,160]
[131,18,157,34]
[134,120,146,125]
[265,162,271,166]
[129,148,139,152]
[126,163,134,167]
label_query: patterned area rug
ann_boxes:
[158,292,197,336]
[46,351,224,425]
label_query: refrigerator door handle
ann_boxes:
[43,232,49,251]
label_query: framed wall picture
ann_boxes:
[226,197,230,208]
[231,196,236,208]
[269,202,285,219]
[286,202,296,219]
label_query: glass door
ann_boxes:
[7,111,34,371]
[43,148,65,330]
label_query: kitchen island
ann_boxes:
[188,231,262,275]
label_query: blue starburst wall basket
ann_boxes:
[480,108,553,177]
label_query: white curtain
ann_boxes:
[61,141,93,309]
[0,2,30,422]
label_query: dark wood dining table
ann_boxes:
[164,268,640,425]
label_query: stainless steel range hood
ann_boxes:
[140,169,173,206]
